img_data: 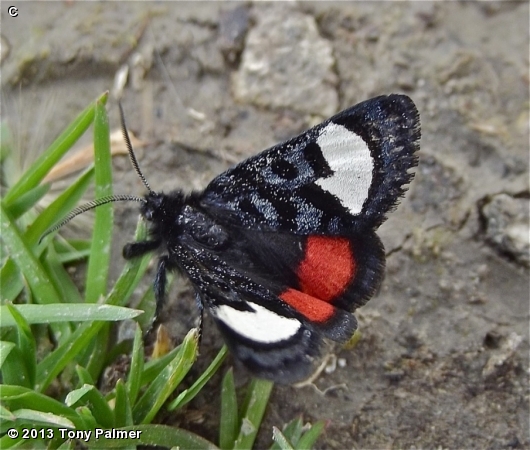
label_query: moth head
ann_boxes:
[140,192,164,221]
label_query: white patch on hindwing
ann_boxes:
[211,301,301,344]
[315,122,373,215]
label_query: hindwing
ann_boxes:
[172,214,385,382]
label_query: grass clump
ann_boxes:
[0,93,324,449]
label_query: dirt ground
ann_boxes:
[2,2,529,448]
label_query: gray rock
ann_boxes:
[232,4,338,116]
[481,193,529,267]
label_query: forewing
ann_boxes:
[201,94,420,234]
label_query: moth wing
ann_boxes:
[222,228,386,313]
[200,94,420,234]
[175,240,357,383]
[171,95,420,381]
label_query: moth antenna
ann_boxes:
[41,104,151,244]
[118,102,152,193]
[39,194,145,243]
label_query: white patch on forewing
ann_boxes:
[315,123,373,215]
[211,302,301,344]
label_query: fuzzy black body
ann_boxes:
[123,95,420,383]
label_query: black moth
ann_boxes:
[48,95,420,384]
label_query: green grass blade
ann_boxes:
[0,341,16,368]
[75,365,95,386]
[0,344,31,388]
[168,345,228,411]
[35,321,103,393]
[40,243,83,307]
[85,424,219,449]
[10,409,76,429]
[133,328,199,424]
[134,284,156,331]
[56,439,76,450]
[0,260,23,307]
[31,168,94,245]
[35,267,146,391]
[84,98,112,304]
[140,344,183,386]
[5,304,36,388]
[3,92,108,206]
[0,434,22,448]
[53,239,91,264]
[272,427,295,450]
[0,385,85,429]
[114,379,133,428]
[104,220,150,309]
[75,406,99,429]
[83,324,110,381]
[35,219,149,392]
[6,183,50,220]
[270,417,303,449]
[0,202,63,306]
[0,168,94,303]
[219,367,238,449]
[126,325,144,406]
[233,378,274,450]
[65,384,114,428]
[295,420,326,449]
[0,304,143,327]
[0,403,16,421]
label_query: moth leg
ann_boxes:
[139,255,171,338]
[123,239,161,259]
[154,255,171,319]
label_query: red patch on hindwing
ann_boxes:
[280,236,356,323]
[280,289,335,322]
[299,236,356,301]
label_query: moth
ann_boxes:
[50,94,420,384]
